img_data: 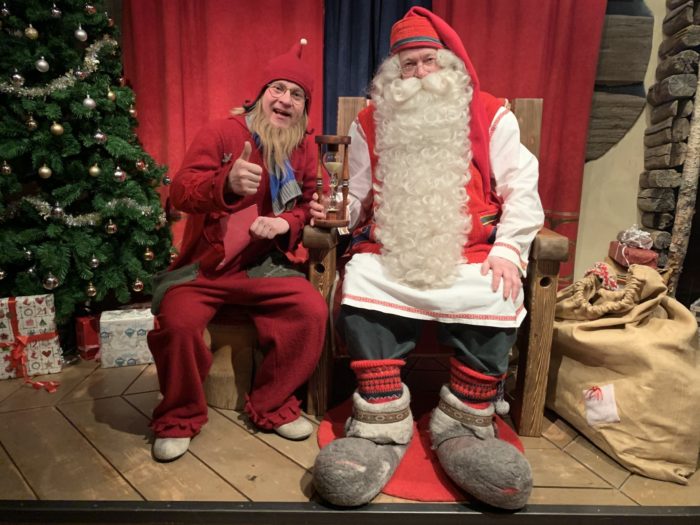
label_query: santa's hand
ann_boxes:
[480,255,521,301]
[309,192,329,226]
[250,216,290,239]
[228,141,263,196]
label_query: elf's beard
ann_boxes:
[247,104,307,172]
[372,50,473,289]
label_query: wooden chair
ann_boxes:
[303,96,569,437]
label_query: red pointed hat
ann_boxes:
[391,7,492,189]
[254,38,314,109]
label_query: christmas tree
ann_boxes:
[0,0,173,333]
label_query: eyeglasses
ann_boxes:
[400,55,438,75]
[267,82,307,104]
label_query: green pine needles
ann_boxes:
[0,0,173,328]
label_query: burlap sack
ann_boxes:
[546,264,700,484]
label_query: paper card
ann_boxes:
[217,205,258,270]
[583,384,620,425]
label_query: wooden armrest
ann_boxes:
[531,227,569,262]
[303,225,338,250]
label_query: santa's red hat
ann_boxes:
[248,38,314,111]
[390,7,492,191]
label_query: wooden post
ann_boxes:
[667,73,700,296]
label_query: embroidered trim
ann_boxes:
[342,293,524,322]
[438,399,493,428]
[493,241,521,256]
[489,106,509,137]
[353,406,411,424]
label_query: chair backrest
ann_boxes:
[336,96,543,160]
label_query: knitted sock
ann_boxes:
[351,359,404,403]
[449,357,505,409]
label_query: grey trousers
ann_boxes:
[338,305,516,376]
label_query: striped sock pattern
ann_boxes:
[449,357,504,409]
[351,359,405,403]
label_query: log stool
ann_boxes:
[203,309,260,410]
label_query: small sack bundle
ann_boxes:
[546,263,700,484]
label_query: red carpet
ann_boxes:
[317,394,524,502]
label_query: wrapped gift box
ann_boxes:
[75,315,100,360]
[0,294,63,380]
[99,308,154,368]
[608,241,658,269]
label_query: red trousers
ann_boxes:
[148,271,327,438]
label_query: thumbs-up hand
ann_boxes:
[228,141,263,196]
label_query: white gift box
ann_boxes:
[99,308,154,368]
[0,294,63,380]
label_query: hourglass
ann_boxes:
[314,134,351,228]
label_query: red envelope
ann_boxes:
[216,205,258,270]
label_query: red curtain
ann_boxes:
[121,0,324,248]
[434,0,607,285]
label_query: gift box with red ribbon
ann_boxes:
[75,315,100,360]
[608,240,658,269]
[0,294,63,392]
[99,308,154,368]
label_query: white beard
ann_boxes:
[372,50,473,289]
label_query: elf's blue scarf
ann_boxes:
[252,132,301,215]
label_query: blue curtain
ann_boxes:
[323,0,431,134]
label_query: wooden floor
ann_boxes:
[1,356,699,519]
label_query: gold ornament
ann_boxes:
[107,89,116,101]
[89,163,101,177]
[50,121,64,136]
[144,247,155,261]
[132,279,144,292]
[26,115,38,131]
[38,164,52,178]
[128,105,137,118]
[24,24,38,40]
[105,220,117,234]
[1,161,11,175]
[86,282,97,297]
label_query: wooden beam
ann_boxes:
[641,211,675,230]
[656,49,699,81]
[659,25,700,58]
[662,0,694,36]
[647,74,697,106]
[650,98,693,124]
[644,118,690,147]
[639,169,683,188]
[596,15,653,85]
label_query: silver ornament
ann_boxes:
[43,273,59,290]
[86,282,97,297]
[36,56,49,73]
[83,94,96,109]
[162,175,171,185]
[27,266,37,276]
[1,161,11,175]
[0,269,6,280]
[105,220,117,234]
[1,4,10,17]
[94,130,107,144]
[113,166,126,182]
[75,25,88,42]
[50,203,64,219]
[11,71,25,87]
[24,248,33,261]
[89,256,100,268]
[51,4,62,18]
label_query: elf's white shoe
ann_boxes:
[274,417,313,440]
[152,437,191,462]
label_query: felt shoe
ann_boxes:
[430,385,532,510]
[152,437,191,462]
[274,417,314,440]
[313,385,413,507]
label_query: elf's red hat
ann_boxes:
[251,38,314,111]
[392,7,492,192]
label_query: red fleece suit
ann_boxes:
[149,116,327,437]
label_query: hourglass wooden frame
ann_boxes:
[314,134,351,228]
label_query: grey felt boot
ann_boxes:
[430,385,533,510]
[313,385,413,506]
